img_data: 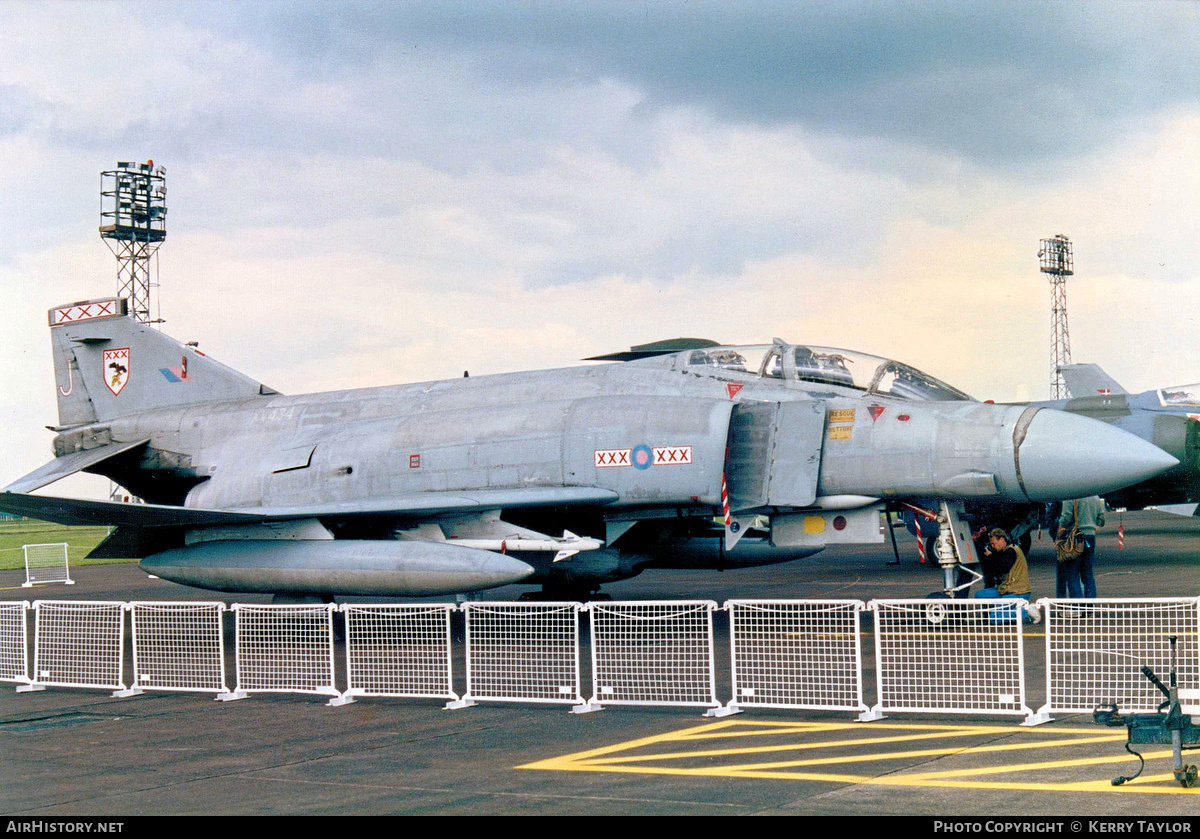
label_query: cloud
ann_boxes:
[175,1,1200,170]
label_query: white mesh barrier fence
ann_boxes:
[460,602,584,709]
[21,595,1199,725]
[231,603,341,702]
[128,602,234,697]
[0,601,31,686]
[342,603,457,702]
[868,599,1033,723]
[1038,597,1200,717]
[22,543,73,587]
[31,600,126,692]
[587,600,720,710]
[726,599,867,713]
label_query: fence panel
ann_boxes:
[588,600,720,710]
[22,543,72,587]
[342,603,457,702]
[31,600,125,692]
[23,595,1196,725]
[726,599,867,713]
[0,601,31,687]
[231,603,342,702]
[869,599,1033,722]
[460,602,584,708]
[129,602,235,697]
[1038,597,1200,717]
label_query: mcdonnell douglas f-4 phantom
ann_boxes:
[0,299,1178,599]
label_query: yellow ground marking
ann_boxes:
[518,719,1200,794]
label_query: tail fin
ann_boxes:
[49,298,277,428]
[1059,363,1128,397]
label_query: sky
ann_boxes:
[1,0,1199,494]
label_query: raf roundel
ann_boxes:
[631,444,654,470]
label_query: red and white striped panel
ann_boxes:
[49,299,123,326]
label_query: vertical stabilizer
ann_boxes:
[49,298,276,428]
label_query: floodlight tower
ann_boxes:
[100,161,167,324]
[1038,234,1074,399]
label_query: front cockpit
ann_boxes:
[673,341,973,401]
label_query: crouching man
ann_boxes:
[975,527,1041,624]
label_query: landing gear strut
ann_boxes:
[932,502,981,598]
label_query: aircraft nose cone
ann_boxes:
[1016,408,1179,501]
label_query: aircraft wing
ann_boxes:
[1150,503,1199,517]
[1060,363,1127,396]
[0,485,620,529]
[0,491,263,528]
[2,439,151,494]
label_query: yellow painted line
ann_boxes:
[520,756,875,783]
[718,747,1153,781]
[598,734,1133,771]
[871,775,1200,795]
[518,720,1199,794]
[577,732,1129,771]
[899,750,1169,780]
[665,720,851,739]
[580,731,1128,768]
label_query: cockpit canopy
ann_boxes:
[680,342,973,402]
[1158,384,1200,409]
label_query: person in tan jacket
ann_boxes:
[975,527,1040,624]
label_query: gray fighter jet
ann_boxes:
[879,361,1200,565]
[934,363,1200,547]
[0,298,1177,599]
[1045,364,1200,514]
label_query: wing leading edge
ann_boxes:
[0,485,620,530]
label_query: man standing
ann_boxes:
[1057,496,1105,598]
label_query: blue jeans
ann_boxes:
[974,590,1034,623]
[1056,535,1096,598]
[1079,535,1097,598]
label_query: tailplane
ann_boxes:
[49,298,277,428]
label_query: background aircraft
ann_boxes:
[901,363,1200,559]
[1043,364,1200,515]
[0,299,1176,599]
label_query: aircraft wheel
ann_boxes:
[1019,531,1032,556]
[924,591,951,624]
